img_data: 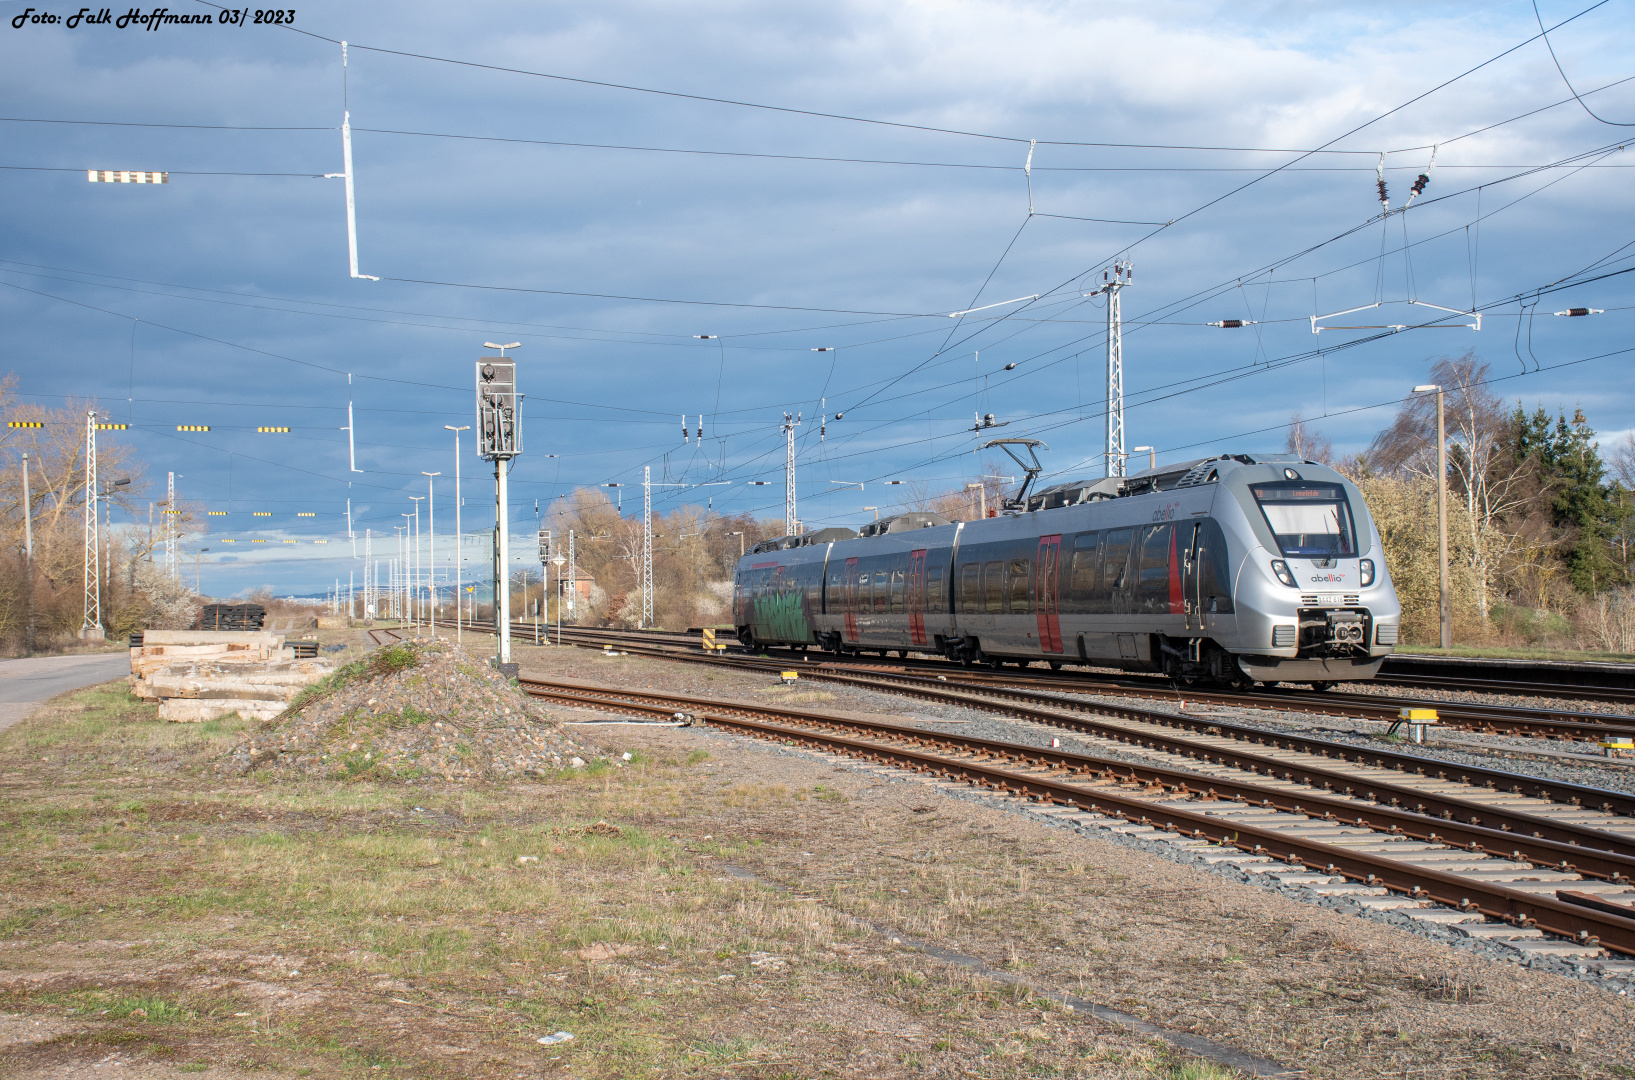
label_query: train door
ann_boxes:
[1036,535,1063,653]
[907,549,928,646]
[843,557,859,642]
[763,566,785,640]
[1182,522,1203,633]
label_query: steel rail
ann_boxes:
[521,676,1635,882]
[790,664,1635,819]
[709,715,1635,958]
[1375,672,1635,706]
[743,648,1635,742]
[463,618,1635,741]
[517,675,1635,957]
[451,618,1635,817]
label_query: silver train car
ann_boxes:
[731,453,1402,688]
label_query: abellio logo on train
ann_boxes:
[1309,573,1346,583]
[1150,501,1182,522]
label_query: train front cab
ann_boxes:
[1215,463,1400,686]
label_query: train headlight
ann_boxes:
[1269,559,1297,587]
[1360,558,1375,587]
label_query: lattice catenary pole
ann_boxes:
[782,412,800,535]
[1098,262,1133,478]
[81,412,101,637]
[642,466,654,628]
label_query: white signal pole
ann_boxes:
[567,529,575,618]
[400,516,413,626]
[165,471,177,578]
[478,343,521,666]
[421,472,440,631]
[1095,262,1133,478]
[21,453,35,653]
[445,424,469,644]
[408,496,424,633]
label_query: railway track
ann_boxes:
[444,618,1635,749]
[517,673,1635,964]
[365,625,408,647]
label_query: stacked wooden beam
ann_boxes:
[196,604,266,631]
[129,630,334,723]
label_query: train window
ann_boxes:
[1069,532,1099,595]
[890,568,905,612]
[960,564,980,613]
[1250,482,1356,557]
[983,561,1004,614]
[927,564,943,609]
[1102,529,1134,592]
[873,570,889,613]
[1138,525,1173,593]
[1007,559,1031,613]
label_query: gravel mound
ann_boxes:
[219,639,596,781]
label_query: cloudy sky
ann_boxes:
[2,0,1631,596]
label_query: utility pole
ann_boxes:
[422,472,440,631]
[445,425,469,645]
[552,552,566,644]
[478,345,521,667]
[537,526,552,635]
[1414,384,1452,649]
[81,412,103,640]
[409,497,424,633]
[165,471,177,579]
[782,412,801,536]
[1437,391,1450,649]
[21,453,35,654]
[965,482,986,520]
[567,529,575,619]
[363,529,373,618]
[1095,261,1133,478]
[642,465,654,629]
[400,515,413,627]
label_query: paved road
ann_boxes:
[0,652,132,733]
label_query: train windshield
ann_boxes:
[1249,482,1356,557]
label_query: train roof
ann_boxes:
[746,453,1339,555]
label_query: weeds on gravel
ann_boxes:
[284,643,421,715]
[50,991,193,1023]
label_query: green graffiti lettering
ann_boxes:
[755,587,811,642]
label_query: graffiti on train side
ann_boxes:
[755,588,811,642]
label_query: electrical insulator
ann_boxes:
[1376,178,1388,205]
[1554,308,1603,317]
[1410,172,1430,197]
[1210,319,1250,328]
[682,415,689,442]
[696,416,703,440]
[1004,362,1017,370]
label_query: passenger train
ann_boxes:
[731,452,1402,688]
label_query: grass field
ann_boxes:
[0,678,1236,1079]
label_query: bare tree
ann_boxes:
[1285,413,1334,464]
[1607,432,1635,489]
[1367,351,1532,619]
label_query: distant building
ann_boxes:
[559,568,597,609]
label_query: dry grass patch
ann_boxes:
[0,680,1216,1079]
